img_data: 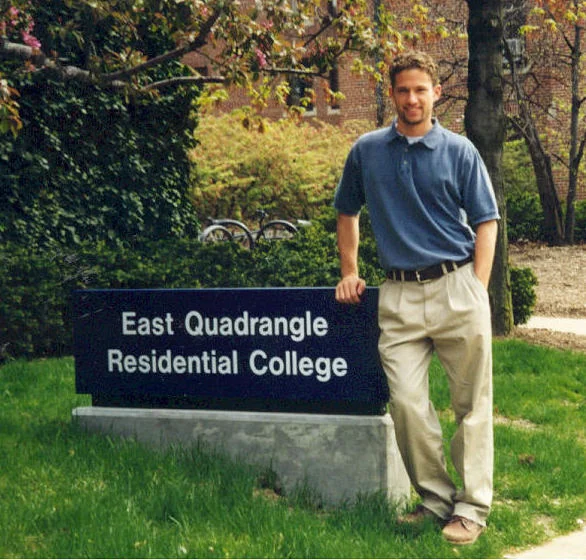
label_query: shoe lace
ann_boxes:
[451,515,474,531]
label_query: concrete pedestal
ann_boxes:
[72,407,410,506]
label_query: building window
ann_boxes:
[287,75,315,113]
[328,64,341,111]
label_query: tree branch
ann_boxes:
[141,75,225,91]
[102,4,226,83]
[0,36,48,66]
[0,2,228,89]
[0,37,129,87]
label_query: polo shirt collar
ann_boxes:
[387,118,443,149]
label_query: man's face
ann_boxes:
[390,68,441,134]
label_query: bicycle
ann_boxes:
[199,209,307,250]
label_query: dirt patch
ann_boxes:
[509,242,586,352]
[507,327,586,353]
[510,242,586,318]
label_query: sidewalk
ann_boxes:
[506,524,586,559]
[522,316,586,335]
[506,316,586,558]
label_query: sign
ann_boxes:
[73,288,389,414]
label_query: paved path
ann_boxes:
[523,316,586,335]
[507,317,585,558]
[506,524,586,559]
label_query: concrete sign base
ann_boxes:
[72,407,410,507]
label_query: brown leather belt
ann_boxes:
[386,256,473,283]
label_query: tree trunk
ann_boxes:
[465,0,514,336]
[529,140,565,245]
[510,116,564,245]
[565,21,583,244]
[503,26,564,245]
[374,0,386,127]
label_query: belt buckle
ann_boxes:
[415,269,432,283]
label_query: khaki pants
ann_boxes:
[378,263,493,526]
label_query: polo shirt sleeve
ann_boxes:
[460,145,501,226]
[333,143,365,215]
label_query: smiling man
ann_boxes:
[334,50,500,545]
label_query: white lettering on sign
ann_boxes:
[110,307,351,384]
[249,350,348,383]
[184,310,328,342]
[108,348,238,375]
[106,348,349,384]
[122,311,175,336]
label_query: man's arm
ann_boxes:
[474,219,498,289]
[335,213,366,303]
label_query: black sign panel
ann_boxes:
[73,288,388,414]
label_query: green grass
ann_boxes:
[1,339,585,558]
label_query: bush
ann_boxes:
[502,140,546,242]
[1,221,537,360]
[0,244,74,359]
[0,239,253,361]
[574,200,586,243]
[0,2,201,249]
[506,191,545,242]
[510,266,538,326]
[503,139,538,197]
[190,111,369,223]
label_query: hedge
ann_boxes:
[0,219,536,361]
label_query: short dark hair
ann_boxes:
[390,50,439,87]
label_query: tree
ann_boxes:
[0,0,409,133]
[465,0,514,335]
[0,1,205,246]
[0,0,409,247]
[504,0,586,244]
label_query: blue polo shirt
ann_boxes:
[334,120,500,270]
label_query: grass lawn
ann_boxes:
[1,339,585,558]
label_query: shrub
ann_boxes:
[506,191,545,242]
[510,266,538,326]
[574,200,586,242]
[0,2,201,249]
[502,139,546,242]
[0,239,253,361]
[0,244,73,359]
[190,111,369,223]
[503,139,538,197]
[1,223,537,360]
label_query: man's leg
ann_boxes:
[430,264,494,528]
[378,280,456,521]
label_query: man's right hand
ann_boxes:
[335,274,366,304]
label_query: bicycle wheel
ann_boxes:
[215,219,255,249]
[259,220,298,241]
[199,224,233,243]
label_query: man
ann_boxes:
[334,50,499,546]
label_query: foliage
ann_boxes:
[503,140,544,242]
[1,214,537,361]
[0,243,71,359]
[505,190,586,244]
[507,0,586,243]
[510,266,538,326]
[574,200,586,242]
[503,139,538,197]
[190,111,369,222]
[506,191,545,242]
[0,214,378,360]
[0,1,201,247]
[0,0,432,132]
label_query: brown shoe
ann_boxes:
[442,515,485,545]
[398,504,440,524]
